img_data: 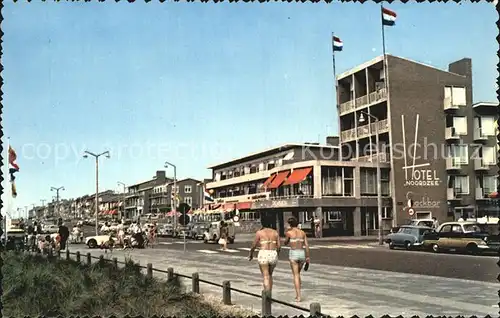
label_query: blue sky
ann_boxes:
[2,1,497,217]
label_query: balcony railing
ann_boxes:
[473,127,488,142]
[443,97,459,111]
[447,188,466,200]
[341,119,389,143]
[356,152,390,163]
[473,158,489,171]
[445,127,459,141]
[475,187,493,200]
[338,88,387,116]
[445,157,462,170]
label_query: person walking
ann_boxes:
[219,221,228,251]
[284,217,310,303]
[248,226,280,293]
[431,217,439,229]
[58,221,70,251]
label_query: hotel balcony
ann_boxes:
[212,192,271,204]
[473,158,489,171]
[356,152,390,163]
[341,119,389,143]
[447,188,461,200]
[475,188,492,200]
[443,97,459,111]
[445,157,462,171]
[473,127,488,142]
[338,88,387,116]
[445,127,460,141]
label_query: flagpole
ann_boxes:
[381,4,389,91]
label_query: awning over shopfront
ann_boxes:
[267,170,290,189]
[236,202,252,210]
[283,167,312,185]
[223,203,235,212]
[262,174,276,188]
[489,192,499,199]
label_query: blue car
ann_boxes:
[385,225,433,250]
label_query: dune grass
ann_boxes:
[2,251,251,317]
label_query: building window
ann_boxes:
[452,116,467,135]
[360,168,377,196]
[479,176,497,193]
[215,172,221,181]
[449,145,468,164]
[184,196,192,206]
[481,146,496,165]
[184,185,192,193]
[249,165,257,174]
[258,163,265,172]
[241,211,260,221]
[381,169,390,196]
[267,161,275,170]
[479,116,496,136]
[448,175,469,195]
[382,207,392,219]
[327,211,342,221]
[234,168,241,177]
[321,167,342,196]
[444,86,466,106]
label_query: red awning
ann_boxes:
[236,202,252,210]
[223,203,235,212]
[262,174,276,189]
[267,170,290,189]
[283,167,312,185]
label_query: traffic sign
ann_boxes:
[178,214,189,226]
[232,215,240,222]
[408,208,415,216]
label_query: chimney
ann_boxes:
[155,170,166,180]
[326,136,340,146]
[448,58,472,79]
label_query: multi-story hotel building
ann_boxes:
[205,140,393,236]
[206,54,498,237]
[337,54,498,225]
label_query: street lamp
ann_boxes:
[117,181,126,220]
[358,111,384,246]
[165,161,184,250]
[83,150,110,236]
[50,186,65,219]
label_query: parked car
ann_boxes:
[385,225,432,250]
[158,224,174,237]
[42,224,59,234]
[391,219,435,234]
[85,235,117,248]
[203,221,235,244]
[188,222,210,240]
[422,221,499,254]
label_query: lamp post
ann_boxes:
[50,186,65,219]
[117,181,126,220]
[358,111,384,245]
[83,150,110,236]
[165,161,184,250]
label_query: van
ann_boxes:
[203,221,236,244]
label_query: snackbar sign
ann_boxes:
[404,169,441,187]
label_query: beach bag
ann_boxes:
[218,238,226,245]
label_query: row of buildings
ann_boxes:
[30,173,209,221]
[31,54,499,237]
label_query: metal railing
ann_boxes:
[24,249,325,317]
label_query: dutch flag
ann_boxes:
[204,190,214,202]
[382,7,397,26]
[332,36,343,52]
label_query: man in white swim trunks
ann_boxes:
[248,226,280,292]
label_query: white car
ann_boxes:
[43,225,59,234]
[85,235,117,248]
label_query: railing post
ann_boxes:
[192,272,200,293]
[167,267,174,281]
[57,250,61,258]
[76,251,81,263]
[113,257,118,269]
[146,263,153,279]
[86,253,92,266]
[48,248,53,258]
[222,280,231,305]
[66,249,70,260]
[310,302,321,316]
[261,289,272,316]
[99,255,104,264]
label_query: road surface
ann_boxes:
[68,244,499,317]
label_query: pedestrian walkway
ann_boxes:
[68,246,497,317]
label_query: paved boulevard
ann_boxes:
[68,240,499,317]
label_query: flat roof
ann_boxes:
[472,101,498,107]
[337,54,467,80]
[207,143,339,170]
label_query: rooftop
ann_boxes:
[207,142,339,170]
[336,54,468,80]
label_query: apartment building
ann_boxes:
[149,178,203,213]
[337,54,498,225]
[205,140,393,236]
[125,170,171,219]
